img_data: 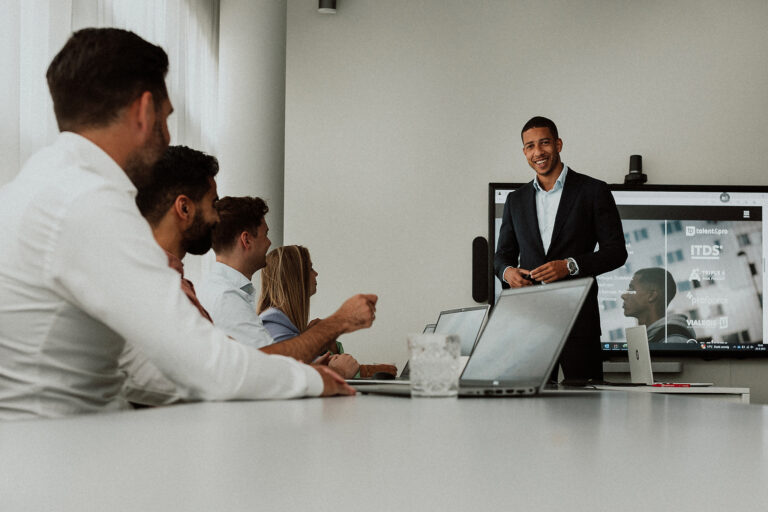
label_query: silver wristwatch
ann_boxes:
[566,257,579,276]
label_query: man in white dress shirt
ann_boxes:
[198,196,368,366]
[0,28,375,420]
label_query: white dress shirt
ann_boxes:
[503,166,570,283]
[196,262,275,348]
[532,165,568,253]
[0,132,321,420]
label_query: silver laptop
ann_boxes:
[625,325,711,387]
[353,277,594,396]
[434,305,490,356]
[359,306,489,384]
[626,325,654,384]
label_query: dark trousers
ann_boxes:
[550,334,604,382]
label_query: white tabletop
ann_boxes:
[2,391,766,512]
[595,384,751,402]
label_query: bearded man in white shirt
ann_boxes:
[0,28,376,420]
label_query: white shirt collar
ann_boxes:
[532,164,569,193]
[211,261,254,295]
[58,131,137,195]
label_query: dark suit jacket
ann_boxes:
[493,169,627,338]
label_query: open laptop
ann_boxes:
[624,325,711,387]
[626,325,654,384]
[353,277,594,396]
[358,306,489,384]
[434,305,490,356]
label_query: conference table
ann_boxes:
[2,390,767,511]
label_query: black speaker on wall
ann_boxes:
[472,236,489,303]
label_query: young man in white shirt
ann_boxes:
[0,28,375,420]
[198,196,364,372]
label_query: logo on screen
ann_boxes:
[686,294,727,306]
[691,244,722,259]
[690,268,726,281]
[686,226,696,236]
[720,317,729,329]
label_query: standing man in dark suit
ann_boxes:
[494,116,627,382]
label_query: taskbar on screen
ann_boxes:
[602,342,768,352]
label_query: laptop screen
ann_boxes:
[434,306,489,356]
[460,278,593,387]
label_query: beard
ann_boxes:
[182,210,216,256]
[124,118,168,189]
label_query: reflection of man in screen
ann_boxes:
[622,268,696,343]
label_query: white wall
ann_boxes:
[284,0,768,398]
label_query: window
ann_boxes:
[677,281,692,292]
[633,229,648,242]
[709,304,724,317]
[737,234,751,247]
[688,309,700,320]
[609,328,625,341]
[653,255,664,267]
[668,220,683,233]
[667,249,684,263]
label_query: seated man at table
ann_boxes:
[135,145,220,320]
[0,28,370,420]
[198,196,380,368]
[119,145,220,404]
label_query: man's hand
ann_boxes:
[328,354,360,379]
[332,294,378,333]
[312,364,356,396]
[503,267,534,288]
[530,260,569,284]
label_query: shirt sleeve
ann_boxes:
[260,309,301,344]
[48,187,323,400]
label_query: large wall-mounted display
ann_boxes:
[489,183,768,357]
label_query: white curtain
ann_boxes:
[1,0,221,282]
[0,0,73,186]
[1,0,220,185]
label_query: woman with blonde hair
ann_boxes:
[258,245,396,379]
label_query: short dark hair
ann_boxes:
[136,146,219,226]
[635,267,677,306]
[521,116,559,141]
[211,196,269,253]
[46,28,169,131]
